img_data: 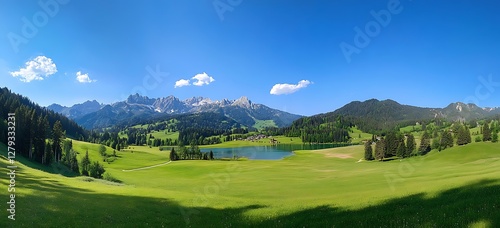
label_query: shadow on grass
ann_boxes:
[257,179,500,227]
[2,155,500,227]
[0,167,266,227]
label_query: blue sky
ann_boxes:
[1,0,500,116]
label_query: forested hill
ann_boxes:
[334,99,435,122]
[0,87,88,144]
[288,99,500,134]
[331,99,435,132]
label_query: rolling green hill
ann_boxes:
[291,99,500,134]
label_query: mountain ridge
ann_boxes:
[48,94,303,129]
[47,100,103,119]
[47,96,500,131]
[302,99,500,133]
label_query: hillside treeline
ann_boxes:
[0,88,87,165]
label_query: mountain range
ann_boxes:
[332,99,500,122]
[48,95,500,131]
[48,94,303,129]
[47,100,103,119]
[322,99,500,133]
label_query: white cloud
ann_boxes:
[270,80,312,95]
[76,71,96,83]
[191,72,215,86]
[10,56,57,82]
[174,79,191,88]
[174,72,215,88]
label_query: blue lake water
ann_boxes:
[201,143,354,160]
[273,143,355,151]
[201,146,293,160]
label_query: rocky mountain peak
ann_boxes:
[232,96,252,109]
[184,97,214,106]
[126,93,155,105]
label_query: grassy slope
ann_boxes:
[150,131,179,141]
[349,126,373,144]
[74,141,170,170]
[252,119,277,130]
[1,141,500,227]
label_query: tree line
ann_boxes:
[169,145,214,161]
[283,115,353,143]
[364,120,500,161]
[0,88,87,165]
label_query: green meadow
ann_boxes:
[252,119,278,130]
[1,140,500,227]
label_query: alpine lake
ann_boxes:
[201,143,354,160]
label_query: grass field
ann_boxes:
[400,124,422,133]
[1,140,500,227]
[252,119,277,130]
[150,131,179,141]
[349,126,373,144]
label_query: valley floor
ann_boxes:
[1,142,500,227]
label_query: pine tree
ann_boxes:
[440,131,454,150]
[405,134,416,157]
[43,141,53,165]
[52,121,64,162]
[492,130,499,143]
[68,149,79,173]
[447,130,454,148]
[457,124,470,146]
[384,131,399,157]
[34,115,49,163]
[62,140,72,164]
[169,147,177,161]
[483,122,492,141]
[431,138,440,150]
[465,125,472,144]
[364,141,374,161]
[419,132,431,155]
[81,150,91,176]
[396,140,406,158]
[375,138,386,161]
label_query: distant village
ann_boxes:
[235,134,279,144]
